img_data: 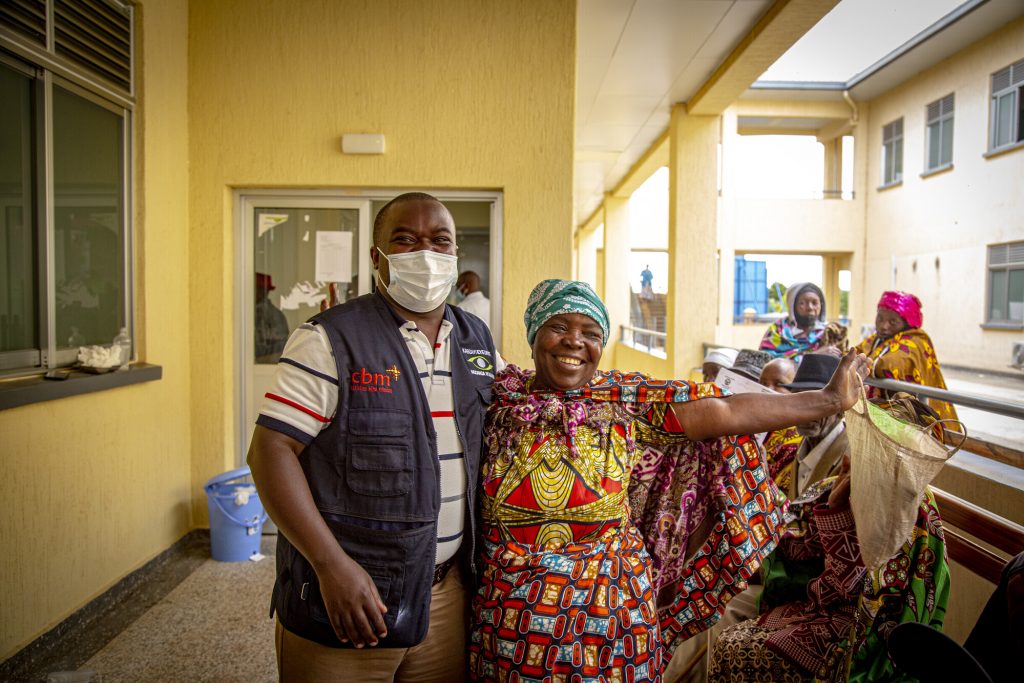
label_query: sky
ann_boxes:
[759,0,969,83]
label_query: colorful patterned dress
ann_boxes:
[709,481,950,683]
[760,320,848,361]
[469,366,786,683]
[855,329,958,422]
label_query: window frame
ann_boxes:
[989,59,1024,153]
[924,93,954,172]
[881,117,904,187]
[0,1,134,376]
[986,242,1024,326]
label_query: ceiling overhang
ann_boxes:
[575,0,840,227]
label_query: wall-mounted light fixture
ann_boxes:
[341,134,386,154]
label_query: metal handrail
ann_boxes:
[620,324,666,339]
[866,377,1024,421]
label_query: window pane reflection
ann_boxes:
[254,208,360,363]
[990,270,1008,320]
[53,85,126,348]
[0,63,38,354]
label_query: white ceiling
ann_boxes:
[575,0,772,224]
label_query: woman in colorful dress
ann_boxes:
[469,280,870,682]
[855,291,958,422]
[760,283,848,362]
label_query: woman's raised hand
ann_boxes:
[824,349,871,412]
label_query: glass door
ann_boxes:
[238,196,370,460]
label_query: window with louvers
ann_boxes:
[990,58,1024,151]
[0,0,131,96]
[881,118,903,186]
[925,94,954,171]
[0,1,133,374]
[54,0,131,93]
[0,0,47,46]
[988,242,1024,324]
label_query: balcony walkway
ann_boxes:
[11,536,278,683]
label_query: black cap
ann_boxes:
[780,353,841,391]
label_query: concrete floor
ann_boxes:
[80,538,277,682]
[18,536,278,683]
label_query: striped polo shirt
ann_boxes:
[258,316,490,565]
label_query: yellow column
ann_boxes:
[668,105,720,380]
[822,255,841,321]
[602,196,630,361]
[823,137,842,199]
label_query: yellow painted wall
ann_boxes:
[613,343,673,379]
[187,0,577,521]
[0,0,192,659]
[861,18,1024,371]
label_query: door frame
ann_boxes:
[233,188,503,466]
[235,191,372,466]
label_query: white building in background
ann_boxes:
[715,3,1024,373]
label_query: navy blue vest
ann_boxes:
[272,292,497,648]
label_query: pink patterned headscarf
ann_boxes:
[878,290,923,329]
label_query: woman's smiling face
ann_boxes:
[531,313,603,391]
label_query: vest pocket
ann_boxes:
[279,520,433,648]
[346,443,412,496]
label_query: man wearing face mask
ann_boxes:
[248,192,501,682]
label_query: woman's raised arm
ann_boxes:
[673,350,869,441]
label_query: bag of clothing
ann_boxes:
[844,390,958,571]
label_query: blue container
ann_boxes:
[204,466,268,561]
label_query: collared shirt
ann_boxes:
[792,421,847,498]
[258,309,504,564]
[456,291,490,328]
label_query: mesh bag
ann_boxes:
[845,392,958,571]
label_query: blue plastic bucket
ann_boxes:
[204,466,268,561]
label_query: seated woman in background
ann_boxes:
[469,279,869,682]
[855,291,958,421]
[760,282,848,362]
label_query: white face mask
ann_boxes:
[376,250,458,313]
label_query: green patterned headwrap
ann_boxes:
[524,279,610,347]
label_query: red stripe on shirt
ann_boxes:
[431,411,455,418]
[265,393,331,423]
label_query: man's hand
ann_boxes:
[823,349,871,412]
[247,426,388,648]
[317,555,388,647]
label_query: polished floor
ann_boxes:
[17,536,278,683]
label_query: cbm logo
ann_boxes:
[350,367,396,393]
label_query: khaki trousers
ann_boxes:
[275,566,468,683]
